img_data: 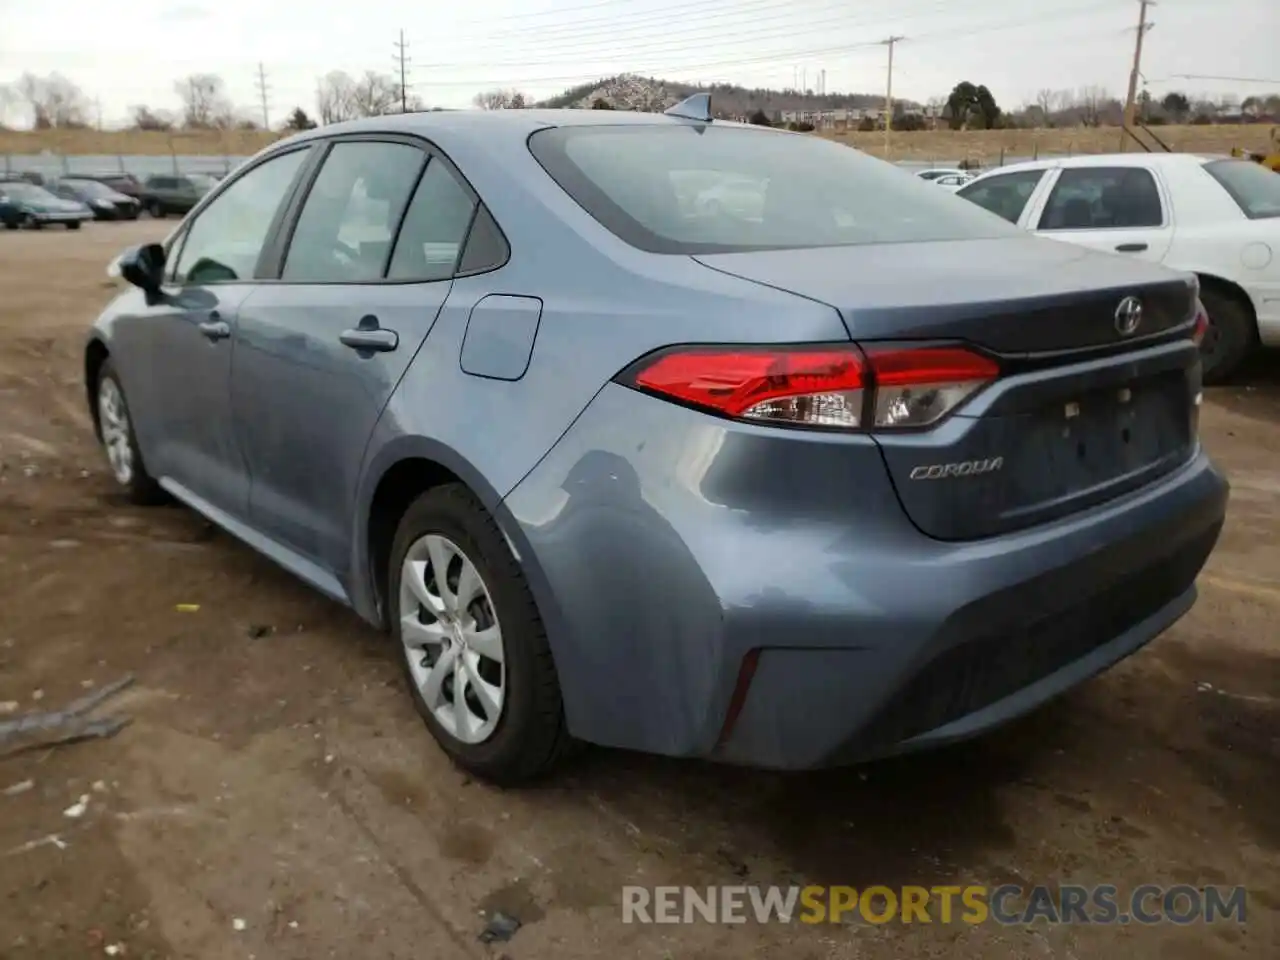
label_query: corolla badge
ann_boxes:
[1114,296,1143,337]
[909,457,1004,480]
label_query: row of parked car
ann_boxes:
[0,170,223,230]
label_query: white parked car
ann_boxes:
[955,153,1280,381]
[916,167,969,181]
[933,173,974,191]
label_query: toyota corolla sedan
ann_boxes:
[84,99,1228,784]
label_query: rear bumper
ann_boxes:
[502,383,1228,769]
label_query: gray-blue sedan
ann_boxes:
[83,97,1228,783]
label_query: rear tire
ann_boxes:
[148,200,165,219]
[1198,286,1256,385]
[389,484,575,785]
[67,220,81,230]
[95,359,165,506]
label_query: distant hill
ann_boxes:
[536,74,913,117]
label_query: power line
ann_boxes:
[253,62,268,129]
[394,29,411,113]
[414,0,1118,73]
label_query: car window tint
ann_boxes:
[457,204,509,274]
[530,125,1018,254]
[1202,159,1280,220]
[173,149,308,285]
[955,170,1045,224]
[1038,167,1164,230]
[282,141,425,282]
[386,157,477,281]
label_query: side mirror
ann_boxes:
[117,243,166,295]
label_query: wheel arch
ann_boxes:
[355,437,566,656]
[1193,270,1259,334]
[84,335,111,442]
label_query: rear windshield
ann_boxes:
[1203,159,1280,220]
[528,124,1019,254]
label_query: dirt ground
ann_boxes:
[0,222,1277,960]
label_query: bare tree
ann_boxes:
[15,72,89,128]
[472,89,530,110]
[316,71,357,124]
[349,71,399,117]
[1034,88,1055,121]
[1077,86,1109,127]
[175,73,233,129]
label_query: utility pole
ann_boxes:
[93,97,103,130]
[881,36,905,159]
[255,62,270,130]
[394,29,411,112]
[1121,0,1156,149]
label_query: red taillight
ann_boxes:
[1192,301,1210,346]
[624,343,998,431]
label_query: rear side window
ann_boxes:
[956,170,1045,224]
[528,124,1016,254]
[386,158,476,281]
[1037,167,1164,230]
[282,141,425,282]
[1203,159,1280,220]
[457,205,508,275]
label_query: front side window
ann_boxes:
[1037,166,1164,230]
[1203,159,1280,220]
[282,141,425,282]
[956,170,1046,224]
[173,148,308,285]
[386,157,478,281]
[529,125,1019,254]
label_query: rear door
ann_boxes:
[231,135,481,574]
[1028,165,1174,264]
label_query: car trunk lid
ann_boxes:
[694,237,1201,540]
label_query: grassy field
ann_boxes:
[0,122,1273,162]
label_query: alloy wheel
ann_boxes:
[97,377,134,485]
[398,534,506,744]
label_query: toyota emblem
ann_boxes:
[1114,296,1143,337]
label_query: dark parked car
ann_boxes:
[0,180,92,229]
[51,178,142,220]
[85,100,1227,784]
[138,173,218,217]
[70,173,144,199]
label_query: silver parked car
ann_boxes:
[86,98,1227,783]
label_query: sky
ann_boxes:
[0,0,1275,127]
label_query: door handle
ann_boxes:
[198,313,231,341]
[340,315,398,353]
[1115,242,1148,253]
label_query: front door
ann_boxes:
[232,139,481,575]
[116,146,312,517]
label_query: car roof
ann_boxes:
[271,108,768,153]
[978,152,1217,178]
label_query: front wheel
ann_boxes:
[1199,286,1257,385]
[147,201,165,219]
[389,484,574,784]
[95,359,165,505]
[67,220,81,230]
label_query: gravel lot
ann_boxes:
[1,222,1276,959]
